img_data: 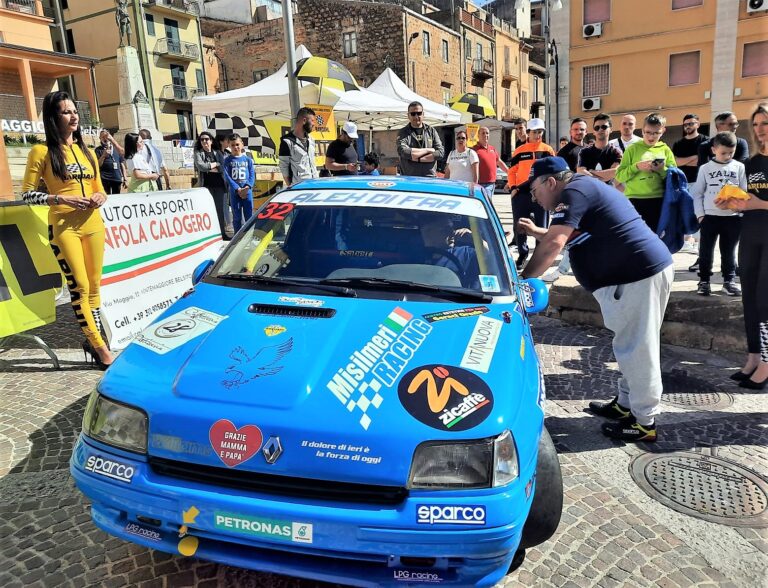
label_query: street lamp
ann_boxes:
[549,39,560,142]
[542,0,562,143]
[406,32,420,91]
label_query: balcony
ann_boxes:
[501,107,522,122]
[502,67,519,82]
[472,58,494,80]
[155,38,200,61]
[159,84,203,103]
[1,0,44,17]
[143,0,199,17]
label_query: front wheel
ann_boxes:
[518,427,563,550]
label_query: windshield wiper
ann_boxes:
[221,273,357,297]
[318,277,492,302]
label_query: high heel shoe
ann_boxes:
[730,369,756,382]
[81,340,113,371]
[739,376,768,390]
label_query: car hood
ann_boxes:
[102,283,534,486]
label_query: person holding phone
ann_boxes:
[95,130,127,194]
[615,113,677,232]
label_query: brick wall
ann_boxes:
[215,0,461,104]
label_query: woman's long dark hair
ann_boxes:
[124,133,141,160]
[194,131,221,152]
[42,91,96,181]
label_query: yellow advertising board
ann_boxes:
[466,124,480,148]
[0,204,61,337]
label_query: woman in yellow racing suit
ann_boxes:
[21,91,114,369]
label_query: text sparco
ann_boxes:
[416,505,486,525]
[84,455,135,483]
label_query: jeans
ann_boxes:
[230,190,254,233]
[698,215,741,281]
[511,189,549,259]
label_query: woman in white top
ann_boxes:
[124,132,159,193]
[444,130,479,183]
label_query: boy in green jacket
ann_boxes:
[615,113,677,232]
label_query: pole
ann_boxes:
[543,0,550,137]
[281,0,300,120]
[553,42,560,143]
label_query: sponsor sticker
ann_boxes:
[134,306,227,354]
[520,336,526,360]
[84,454,135,483]
[264,324,286,337]
[367,181,396,188]
[416,504,486,525]
[398,365,494,431]
[214,511,313,544]
[326,307,432,430]
[422,306,490,323]
[209,419,263,467]
[149,434,213,457]
[125,522,162,542]
[278,296,324,307]
[460,316,502,373]
[479,275,500,293]
[393,570,444,583]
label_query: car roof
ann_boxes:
[289,175,489,202]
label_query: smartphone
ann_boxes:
[652,158,664,165]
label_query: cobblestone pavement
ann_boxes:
[1,305,766,588]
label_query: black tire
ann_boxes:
[507,549,526,573]
[518,427,563,550]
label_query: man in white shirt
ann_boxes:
[608,114,642,154]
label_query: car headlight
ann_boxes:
[82,391,148,454]
[408,431,519,490]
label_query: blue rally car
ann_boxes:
[71,176,563,587]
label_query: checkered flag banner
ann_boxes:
[206,114,276,156]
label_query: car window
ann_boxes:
[211,190,512,296]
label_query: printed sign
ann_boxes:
[149,434,213,457]
[215,512,313,544]
[398,365,493,431]
[133,306,227,354]
[99,189,223,349]
[416,504,486,525]
[327,307,432,430]
[272,190,489,219]
[264,324,286,337]
[460,316,502,373]
[307,103,336,142]
[0,204,60,337]
[84,454,135,483]
[422,306,489,323]
[394,570,444,583]
[209,419,263,467]
[466,124,479,148]
[278,296,324,307]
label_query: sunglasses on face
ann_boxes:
[456,136,467,140]
[201,138,211,142]
[409,111,424,117]
[594,125,610,131]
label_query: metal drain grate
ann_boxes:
[661,371,733,410]
[630,452,768,527]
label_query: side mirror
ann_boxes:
[192,259,214,285]
[520,278,549,314]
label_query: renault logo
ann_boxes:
[262,436,283,464]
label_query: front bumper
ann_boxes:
[71,435,533,587]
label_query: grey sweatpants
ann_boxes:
[592,265,674,425]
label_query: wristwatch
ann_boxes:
[54,194,59,205]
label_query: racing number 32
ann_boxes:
[257,203,294,221]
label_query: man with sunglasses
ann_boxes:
[672,114,709,184]
[577,113,622,184]
[696,111,749,167]
[397,101,444,177]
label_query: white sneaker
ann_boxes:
[542,268,562,283]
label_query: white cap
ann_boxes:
[342,121,358,138]
[527,118,545,131]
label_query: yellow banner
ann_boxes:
[307,103,337,142]
[0,204,61,337]
[466,124,480,148]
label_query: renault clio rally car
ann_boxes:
[70,176,563,587]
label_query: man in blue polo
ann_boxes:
[518,157,673,442]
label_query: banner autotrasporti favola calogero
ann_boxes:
[100,189,222,349]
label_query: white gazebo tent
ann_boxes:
[367,68,462,126]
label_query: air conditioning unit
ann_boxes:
[582,97,601,111]
[583,23,603,38]
[747,0,767,14]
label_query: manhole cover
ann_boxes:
[630,452,768,527]
[661,372,733,410]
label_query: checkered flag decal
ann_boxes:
[206,114,276,156]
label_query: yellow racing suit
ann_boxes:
[21,143,108,349]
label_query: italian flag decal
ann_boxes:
[383,307,412,332]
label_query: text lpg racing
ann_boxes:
[71,176,563,587]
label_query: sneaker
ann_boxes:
[516,255,528,270]
[722,281,741,296]
[541,268,562,283]
[697,281,711,296]
[688,258,699,272]
[601,417,657,442]
[587,396,631,420]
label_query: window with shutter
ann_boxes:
[582,63,610,96]
[583,0,610,24]
[742,41,768,78]
[669,51,700,86]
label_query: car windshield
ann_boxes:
[210,189,512,298]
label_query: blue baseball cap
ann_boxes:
[518,156,569,192]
